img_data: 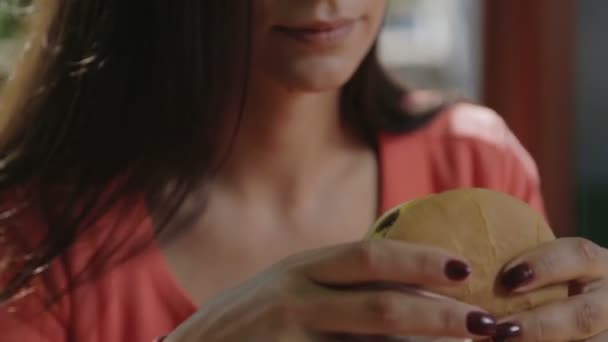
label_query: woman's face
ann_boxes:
[251,0,387,92]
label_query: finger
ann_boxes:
[318,333,412,341]
[299,288,497,338]
[584,330,608,342]
[498,291,608,342]
[299,240,472,287]
[500,238,608,293]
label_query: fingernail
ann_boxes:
[466,311,497,336]
[501,263,534,290]
[445,259,471,281]
[493,322,522,341]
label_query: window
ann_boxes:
[0,0,32,85]
[380,0,482,100]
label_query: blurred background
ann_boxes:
[0,0,30,85]
[0,0,606,244]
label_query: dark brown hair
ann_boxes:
[0,1,437,303]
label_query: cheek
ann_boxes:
[367,0,388,31]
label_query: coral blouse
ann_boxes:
[1,103,545,341]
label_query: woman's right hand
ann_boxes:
[165,239,497,341]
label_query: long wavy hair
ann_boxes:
[0,1,438,304]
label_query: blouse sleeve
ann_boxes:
[441,103,547,216]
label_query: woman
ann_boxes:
[2,1,608,341]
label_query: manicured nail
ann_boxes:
[493,322,522,341]
[501,263,534,290]
[466,311,497,336]
[445,259,471,281]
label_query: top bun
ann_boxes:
[366,188,568,317]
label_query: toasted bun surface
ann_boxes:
[367,188,568,317]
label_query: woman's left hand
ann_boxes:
[494,237,608,341]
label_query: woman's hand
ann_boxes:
[165,239,498,341]
[495,237,608,341]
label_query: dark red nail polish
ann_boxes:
[493,322,522,341]
[445,260,471,281]
[466,311,497,336]
[501,263,534,290]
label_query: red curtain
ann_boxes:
[483,0,577,237]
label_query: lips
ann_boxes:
[273,20,356,46]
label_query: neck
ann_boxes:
[216,82,368,198]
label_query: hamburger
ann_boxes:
[365,188,568,340]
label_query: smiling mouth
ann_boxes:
[273,20,357,46]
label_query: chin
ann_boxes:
[286,72,350,92]
[276,59,360,93]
